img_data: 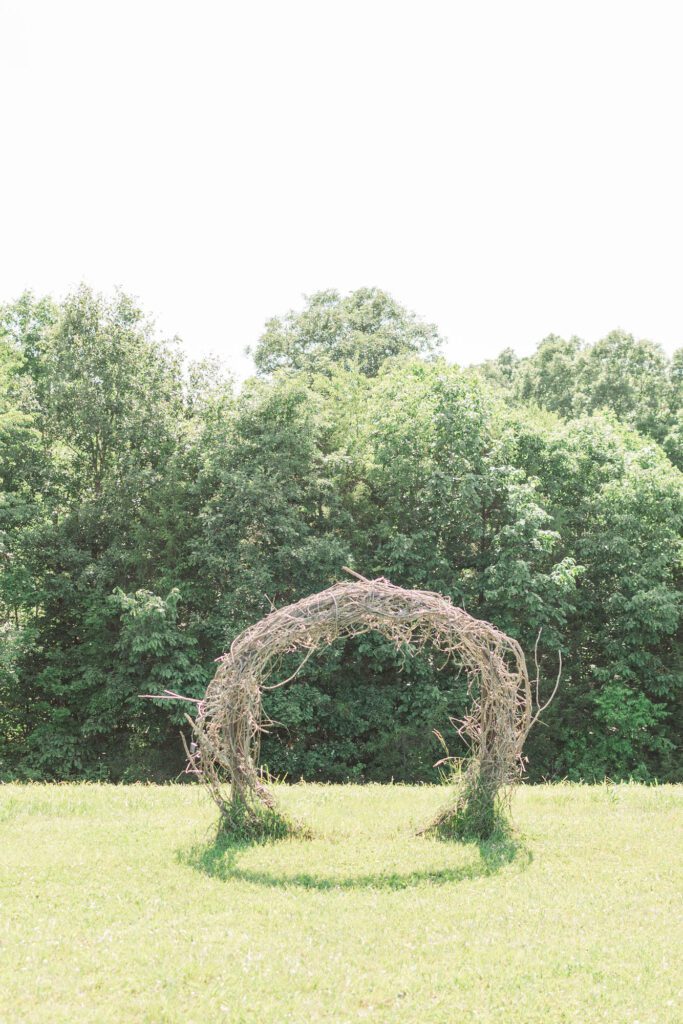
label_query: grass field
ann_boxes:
[1,782,681,1024]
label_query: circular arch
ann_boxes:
[194,573,534,830]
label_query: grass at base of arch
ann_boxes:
[0,781,681,1024]
[424,776,511,841]
[420,759,510,841]
[217,796,310,843]
[427,799,513,844]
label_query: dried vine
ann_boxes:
[184,571,542,837]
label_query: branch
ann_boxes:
[530,649,562,729]
[262,645,316,689]
[342,565,371,582]
[180,726,202,776]
[139,689,202,704]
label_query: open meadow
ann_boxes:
[0,782,681,1024]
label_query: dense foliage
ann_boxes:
[1,286,681,783]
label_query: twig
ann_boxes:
[139,689,202,704]
[530,649,562,729]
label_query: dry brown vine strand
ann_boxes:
[189,573,540,831]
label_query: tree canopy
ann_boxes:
[1,286,681,784]
[250,287,442,376]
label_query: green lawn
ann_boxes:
[1,782,681,1024]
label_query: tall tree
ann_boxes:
[487,329,680,466]
[1,284,681,786]
[513,412,682,780]
[250,287,442,377]
[0,288,202,779]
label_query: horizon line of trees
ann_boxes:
[1,285,681,784]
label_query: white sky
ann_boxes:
[1,0,682,379]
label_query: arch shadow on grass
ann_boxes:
[177,830,531,891]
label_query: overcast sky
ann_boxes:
[2,0,681,378]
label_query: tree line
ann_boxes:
[1,286,681,783]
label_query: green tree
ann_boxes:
[250,287,442,377]
[246,359,581,782]
[0,287,202,779]
[515,334,583,417]
[498,329,680,467]
[2,283,681,787]
[575,331,670,441]
[513,412,682,780]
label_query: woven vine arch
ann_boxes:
[190,572,539,833]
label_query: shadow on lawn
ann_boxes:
[177,830,531,891]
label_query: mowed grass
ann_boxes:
[0,783,681,1024]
